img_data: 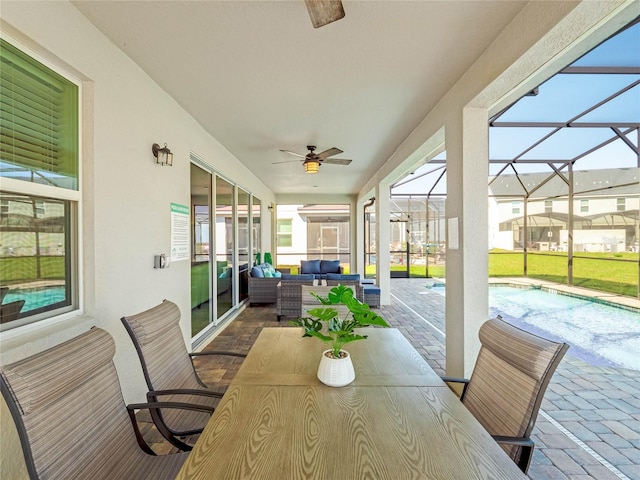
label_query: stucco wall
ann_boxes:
[0,0,274,402]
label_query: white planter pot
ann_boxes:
[317,349,355,387]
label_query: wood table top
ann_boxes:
[232,327,445,386]
[176,384,527,480]
[176,327,527,479]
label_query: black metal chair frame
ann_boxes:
[121,316,246,451]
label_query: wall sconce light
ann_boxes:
[152,143,173,166]
[268,203,274,211]
[304,160,320,174]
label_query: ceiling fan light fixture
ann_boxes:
[304,160,320,174]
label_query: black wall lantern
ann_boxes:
[152,143,173,166]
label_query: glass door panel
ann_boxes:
[390,220,410,278]
[237,188,249,302]
[190,164,212,336]
[252,197,261,263]
[215,177,234,319]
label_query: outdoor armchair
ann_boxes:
[121,299,246,450]
[0,327,207,480]
[276,274,316,321]
[0,299,25,324]
[248,276,281,305]
[442,316,568,474]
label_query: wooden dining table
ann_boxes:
[175,327,527,480]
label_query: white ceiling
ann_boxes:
[72,0,527,195]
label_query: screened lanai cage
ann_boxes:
[384,18,639,298]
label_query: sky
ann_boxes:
[392,21,639,196]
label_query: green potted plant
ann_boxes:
[290,284,390,386]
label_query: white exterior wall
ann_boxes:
[0,1,275,407]
[275,204,308,267]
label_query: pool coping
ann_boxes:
[427,277,640,314]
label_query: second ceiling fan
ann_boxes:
[276,145,352,174]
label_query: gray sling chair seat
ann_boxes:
[0,327,212,480]
[121,299,247,451]
[442,316,569,475]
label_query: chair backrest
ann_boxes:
[0,328,184,479]
[462,317,568,465]
[301,285,350,317]
[324,276,364,302]
[121,300,202,392]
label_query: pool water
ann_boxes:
[433,285,640,371]
[3,287,66,313]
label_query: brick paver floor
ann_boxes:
[144,278,640,479]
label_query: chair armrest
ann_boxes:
[440,376,470,399]
[190,351,247,358]
[147,388,224,399]
[126,401,215,455]
[492,435,535,448]
[493,435,535,473]
[440,376,469,384]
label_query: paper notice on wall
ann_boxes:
[170,203,190,262]
[447,217,459,250]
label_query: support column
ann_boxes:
[355,197,366,276]
[445,107,489,377]
[376,182,391,305]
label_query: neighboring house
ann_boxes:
[276,204,351,267]
[489,168,639,252]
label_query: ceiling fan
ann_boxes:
[276,145,352,174]
[304,0,345,28]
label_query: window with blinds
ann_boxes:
[0,38,79,330]
[0,38,78,190]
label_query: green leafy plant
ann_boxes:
[290,284,390,358]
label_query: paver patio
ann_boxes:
[144,278,640,479]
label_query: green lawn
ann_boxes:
[489,250,638,297]
[0,256,66,284]
[361,250,638,298]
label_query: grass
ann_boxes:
[362,250,638,298]
[0,256,66,284]
[490,250,638,297]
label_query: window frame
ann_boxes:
[277,218,293,247]
[616,197,625,212]
[580,199,589,213]
[0,34,83,332]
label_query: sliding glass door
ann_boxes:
[190,159,262,339]
[190,164,212,336]
[215,176,234,320]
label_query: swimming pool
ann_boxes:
[432,285,640,371]
[3,286,66,313]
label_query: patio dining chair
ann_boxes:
[0,327,211,480]
[442,316,569,474]
[121,299,246,450]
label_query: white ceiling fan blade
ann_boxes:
[273,159,303,165]
[317,147,343,159]
[323,158,352,165]
[279,149,307,158]
[304,0,345,29]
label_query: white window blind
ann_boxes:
[0,39,78,189]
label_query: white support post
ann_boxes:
[376,182,392,305]
[445,107,490,378]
